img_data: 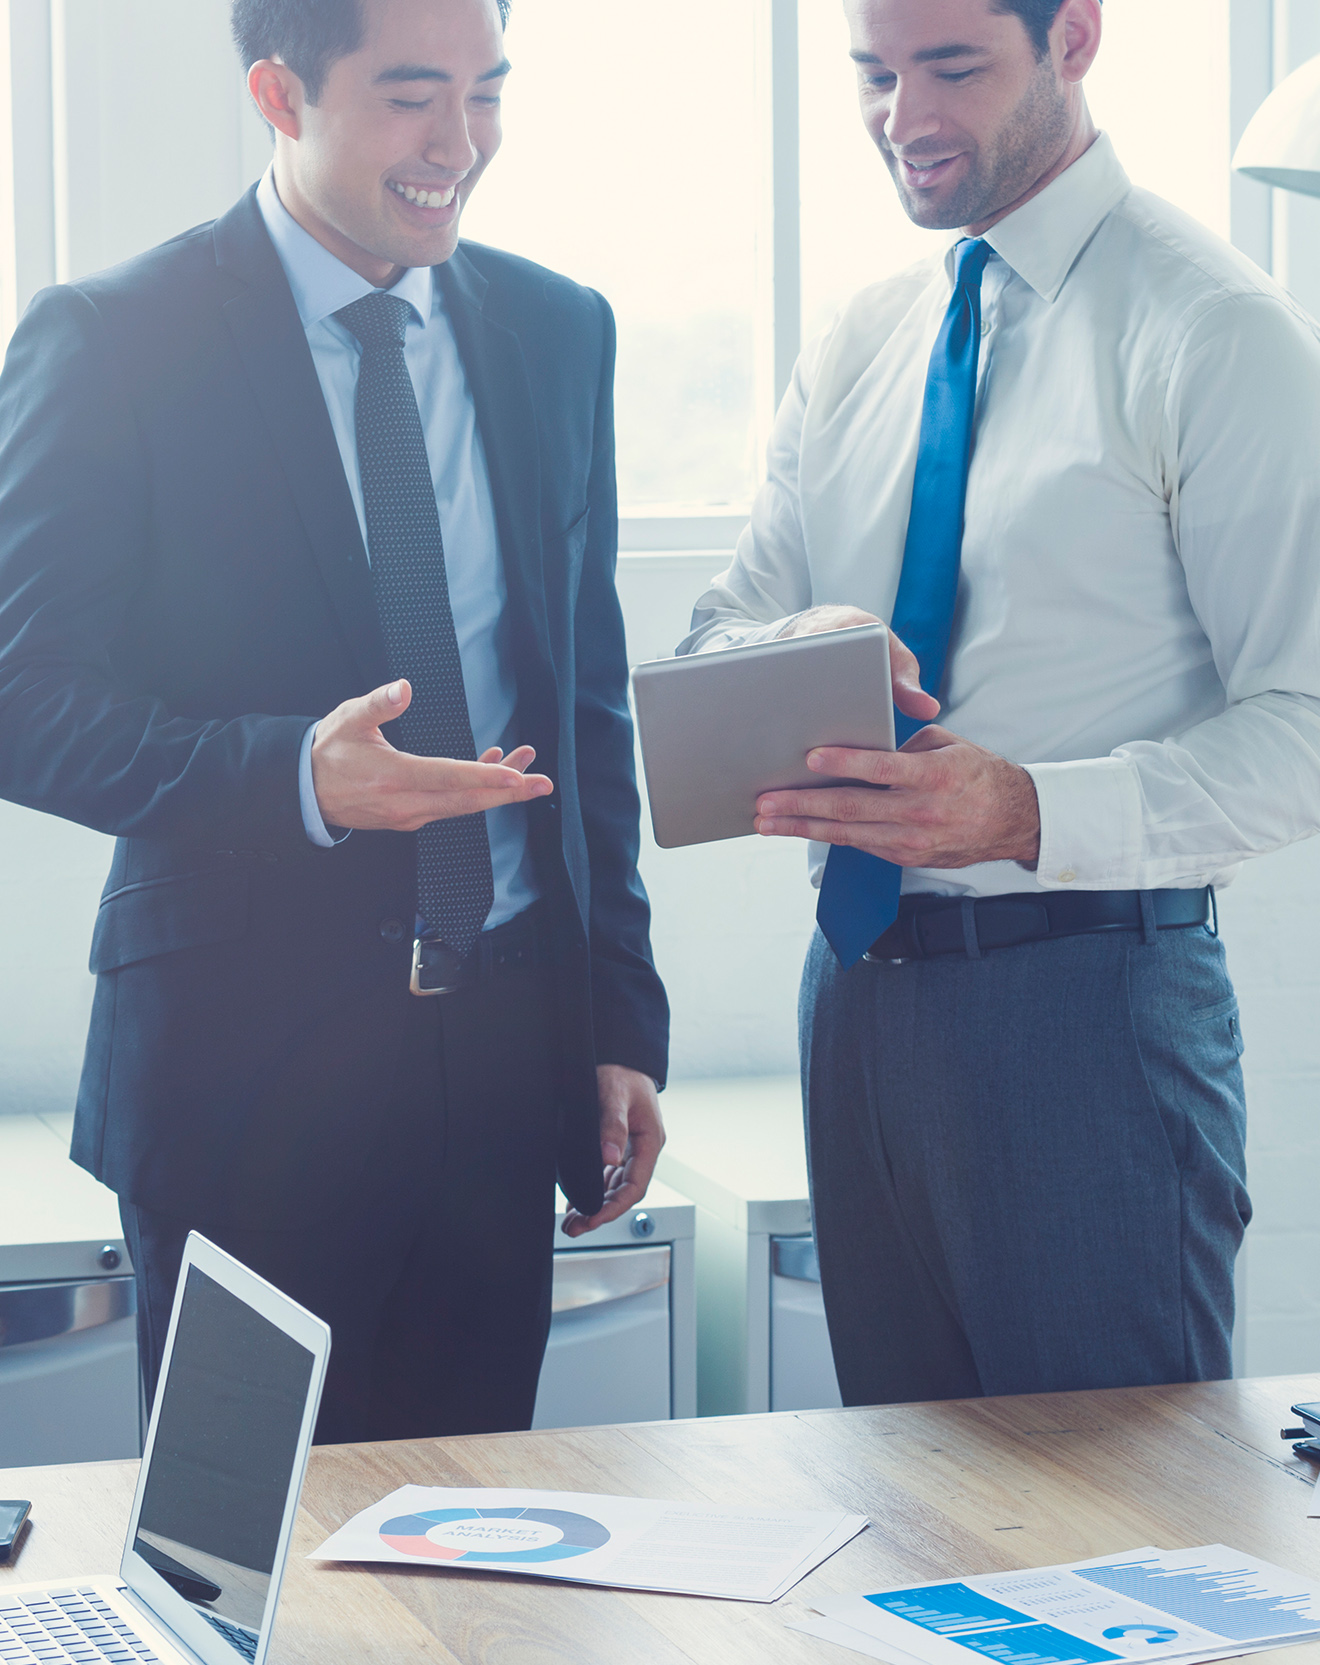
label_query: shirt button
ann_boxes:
[379,917,406,943]
[1057,870,1077,884]
[981,319,992,337]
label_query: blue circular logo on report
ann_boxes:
[379,1507,611,1564]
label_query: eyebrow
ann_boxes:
[374,58,511,85]
[850,44,990,67]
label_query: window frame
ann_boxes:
[0,0,1285,550]
[620,0,1277,557]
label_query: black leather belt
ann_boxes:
[864,887,1214,964]
[411,903,547,996]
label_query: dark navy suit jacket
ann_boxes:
[0,186,668,1227]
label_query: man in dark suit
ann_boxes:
[0,0,669,1442]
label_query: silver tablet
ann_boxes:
[632,623,896,849]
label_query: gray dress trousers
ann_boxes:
[800,919,1250,1403]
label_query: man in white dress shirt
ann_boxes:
[679,0,1320,1399]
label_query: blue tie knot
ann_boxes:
[334,291,414,352]
[954,237,992,289]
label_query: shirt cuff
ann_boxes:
[743,613,804,645]
[299,721,349,848]
[1024,756,1144,890]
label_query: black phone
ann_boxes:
[0,1500,31,1564]
[1291,1402,1320,1438]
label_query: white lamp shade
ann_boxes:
[1233,52,1320,198]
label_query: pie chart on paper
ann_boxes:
[379,1506,611,1564]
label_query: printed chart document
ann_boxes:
[309,1484,868,1601]
[787,1544,1320,1664]
[1308,1469,1320,1518]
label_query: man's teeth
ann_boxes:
[389,181,456,207]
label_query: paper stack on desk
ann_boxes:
[788,1544,1320,1664]
[309,1484,867,1601]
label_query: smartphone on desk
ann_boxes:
[0,1500,31,1564]
[1291,1402,1320,1439]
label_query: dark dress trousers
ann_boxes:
[0,188,669,1438]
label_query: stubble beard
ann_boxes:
[884,59,1072,231]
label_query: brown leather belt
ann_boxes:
[864,887,1213,964]
[411,903,547,996]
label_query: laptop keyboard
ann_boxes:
[0,1588,161,1663]
[199,1612,257,1661]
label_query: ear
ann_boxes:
[248,59,304,141]
[1054,0,1103,85]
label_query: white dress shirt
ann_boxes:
[680,134,1320,898]
[256,168,538,929]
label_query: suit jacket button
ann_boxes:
[379,917,406,943]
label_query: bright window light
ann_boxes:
[461,0,760,512]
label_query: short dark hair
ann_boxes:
[231,0,511,102]
[990,0,1068,58]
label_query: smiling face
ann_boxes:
[844,0,1080,232]
[250,0,507,285]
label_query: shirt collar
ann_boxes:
[944,131,1131,303]
[255,166,434,329]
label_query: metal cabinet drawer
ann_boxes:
[0,1275,140,1465]
[769,1236,842,1413]
[533,1245,672,1431]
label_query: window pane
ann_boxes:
[461,0,759,511]
[1086,0,1231,238]
[798,0,1231,342]
[798,0,945,343]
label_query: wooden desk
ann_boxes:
[4,1376,1320,1665]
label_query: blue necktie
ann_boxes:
[335,292,495,957]
[816,238,992,969]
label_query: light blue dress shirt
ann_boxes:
[256,169,538,931]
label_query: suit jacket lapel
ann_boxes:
[213,190,388,691]
[437,251,556,733]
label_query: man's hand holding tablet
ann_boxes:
[755,609,1042,872]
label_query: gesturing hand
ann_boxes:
[755,724,1041,870]
[311,679,553,832]
[562,1066,666,1239]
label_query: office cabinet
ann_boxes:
[533,1182,696,1430]
[0,1275,140,1466]
[0,1114,141,1466]
[0,1116,697,1459]
[657,1078,842,1417]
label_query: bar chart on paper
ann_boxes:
[798,1545,1320,1665]
[1075,1555,1319,1642]
[867,1585,1042,1638]
[864,1586,1126,1665]
[951,1622,1128,1665]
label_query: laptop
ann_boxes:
[1,1232,330,1665]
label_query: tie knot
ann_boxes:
[334,290,414,351]
[954,237,992,291]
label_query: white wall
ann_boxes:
[51,0,269,285]
[616,552,815,1081]
[0,0,1316,1380]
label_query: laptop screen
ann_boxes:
[130,1265,316,1647]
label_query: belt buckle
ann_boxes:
[410,937,468,997]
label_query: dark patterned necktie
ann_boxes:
[816,238,992,968]
[334,291,494,956]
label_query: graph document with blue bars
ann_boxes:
[811,1545,1320,1665]
[1075,1554,1318,1643]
